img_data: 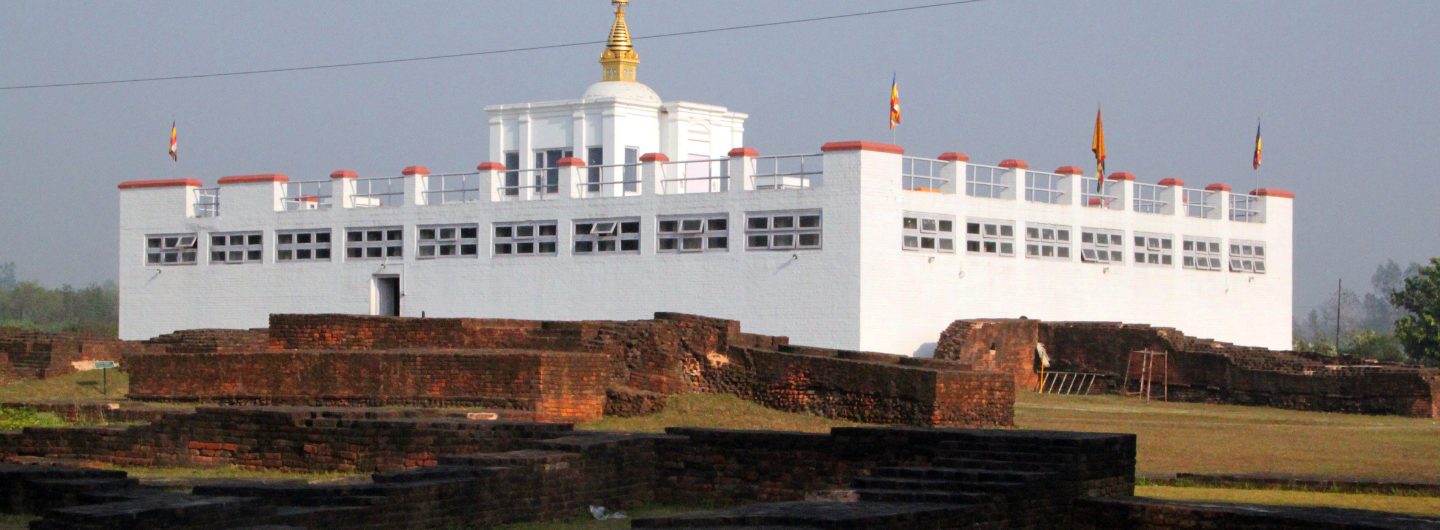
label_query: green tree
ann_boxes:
[1391,258,1440,364]
[0,262,15,290]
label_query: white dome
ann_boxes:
[581,81,662,105]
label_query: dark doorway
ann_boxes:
[375,276,400,316]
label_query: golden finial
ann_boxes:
[600,0,639,82]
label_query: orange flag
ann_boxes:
[1253,120,1262,170]
[890,74,901,130]
[1091,107,1106,192]
[169,121,178,162]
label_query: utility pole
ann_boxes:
[1335,278,1343,354]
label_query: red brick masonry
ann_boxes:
[123,313,1015,428]
[935,318,1440,418]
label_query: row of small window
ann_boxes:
[142,211,822,265]
[896,215,1268,273]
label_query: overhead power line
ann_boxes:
[0,1,986,91]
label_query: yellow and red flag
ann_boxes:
[1252,120,1262,170]
[889,74,901,130]
[1091,107,1106,192]
[169,121,178,162]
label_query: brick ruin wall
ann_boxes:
[0,328,141,383]
[934,318,1440,418]
[655,426,1134,506]
[0,407,575,473]
[122,313,1014,429]
[0,406,1136,530]
[123,350,610,423]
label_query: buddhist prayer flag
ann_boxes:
[890,74,901,130]
[1091,107,1106,192]
[169,121,178,162]
[1253,120,1263,170]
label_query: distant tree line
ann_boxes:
[0,262,119,337]
[1294,258,1440,365]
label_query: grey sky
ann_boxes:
[1,0,1437,319]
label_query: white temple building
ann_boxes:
[117,0,1294,353]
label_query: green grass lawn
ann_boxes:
[1012,392,1440,482]
[104,464,363,483]
[5,373,1440,518]
[0,369,131,404]
[491,505,710,530]
[1138,485,1440,518]
[580,393,868,433]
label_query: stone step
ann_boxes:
[934,458,1066,472]
[934,450,1093,465]
[33,494,269,530]
[632,501,980,530]
[853,488,994,505]
[872,466,1053,483]
[853,477,1035,495]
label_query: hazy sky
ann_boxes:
[1,0,1437,318]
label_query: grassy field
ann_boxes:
[1013,392,1440,482]
[1138,485,1440,518]
[106,464,362,483]
[492,505,711,530]
[3,374,1439,519]
[0,369,130,404]
[580,393,867,433]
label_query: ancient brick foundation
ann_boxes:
[0,407,573,473]
[3,406,1430,530]
[0,406,1130,530]
[935,318,1440,418]
[124,313,1015,429]
[124,350,609,422]
[0,328,139,383]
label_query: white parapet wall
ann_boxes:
[118,141,1293,354]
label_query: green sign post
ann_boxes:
[94,361,117,395]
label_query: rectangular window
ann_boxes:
[345,227,404,260]
[1133,232,1174,267]
[659,214,729,253]
[1182,237,1223,271]
[1133,183,1166,214]
[210,231,263,264]
[585,147,604,193]
[1024,223,1071,260]
[1229,240,1267,274]
[503,151,521,196]
[965,165,1008,199]
[418,224,480,259]
[575,217,642,255]
[965,219,1015,257]
[533,148,573,195]
[1080,228,1125,264]
[1024,172,1065,204]
[902,212,956,253]
[277,229,332,262]
[746,210,822,251]
[494,221,559,257]
[624,147,640,193]
[145,234,198,266]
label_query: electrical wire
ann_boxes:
[0,0,986,91]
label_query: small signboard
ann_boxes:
[93,361,117,369]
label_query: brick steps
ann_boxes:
[933,458,1065,472]
[631,501,982,530]
[852,488,993,504]
[853,477,1036,495]
[872,466,1052,483]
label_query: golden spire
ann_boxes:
[600,0,640,82]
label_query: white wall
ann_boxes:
[856,157,1293,354]
[118,156,864,347]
